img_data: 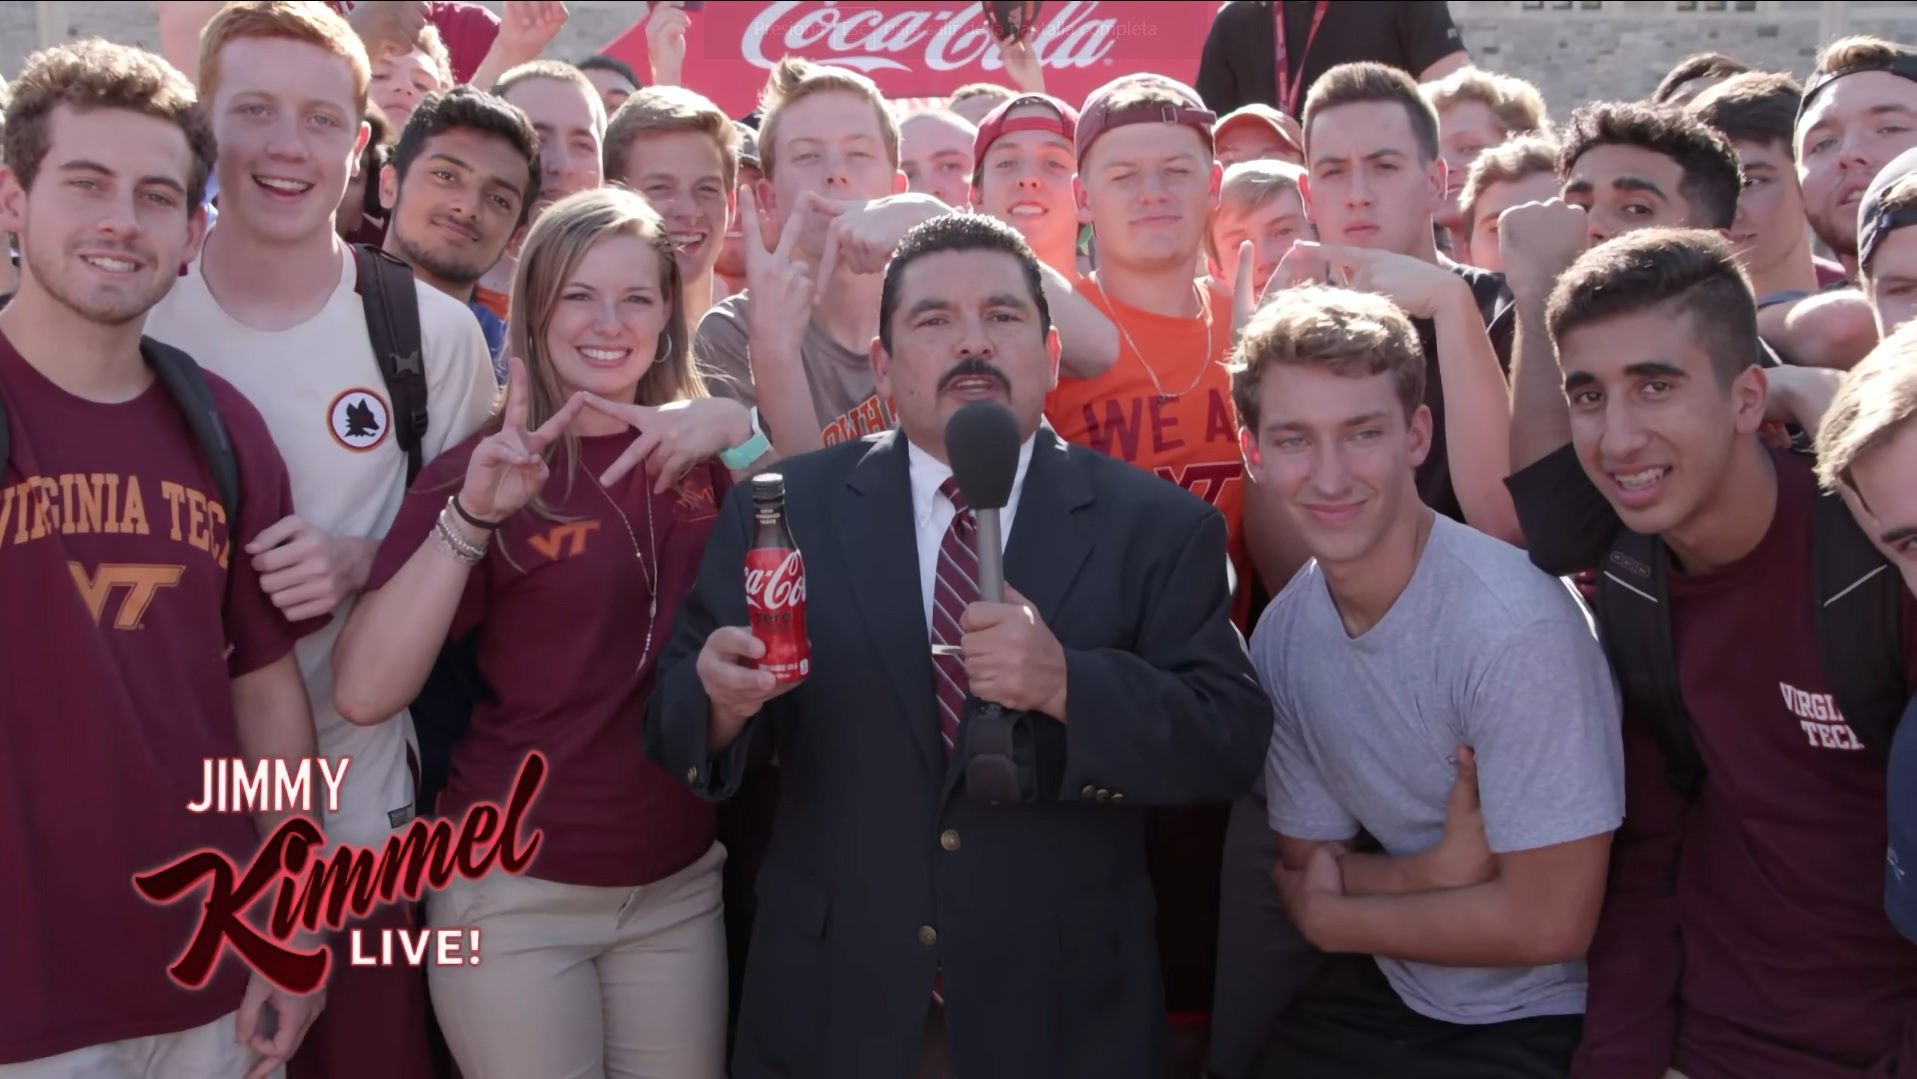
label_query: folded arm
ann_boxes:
[1286,830,1613,967]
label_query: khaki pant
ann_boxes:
[426,841,728,1079]
[0,1013,279,1079]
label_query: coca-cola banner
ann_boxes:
[602,1,1210,119]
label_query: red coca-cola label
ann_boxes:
[602,1,1207,120]
[745,547,811,683]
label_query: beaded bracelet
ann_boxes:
[433,508,487,565]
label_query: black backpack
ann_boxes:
[0,336,242,524]
[1595,458,1909,796]
[350,244,493,822]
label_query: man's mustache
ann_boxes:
[937,358,1012,395]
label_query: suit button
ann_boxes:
[1081,785,1097,799]
[685,767,698,783]
[1110,792,1125,805]
[1096,789,1111,803]
[940,830,960,851]
[919,925,938,947]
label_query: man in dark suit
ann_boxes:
[645,213,1272,1079]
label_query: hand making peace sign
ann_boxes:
[740,186,817,357]
[458,357,587,523]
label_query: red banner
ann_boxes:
[602,1,1211,118]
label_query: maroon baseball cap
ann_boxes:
[973,93,1080,164]
[1075,74,1217,166]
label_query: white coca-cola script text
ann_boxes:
[746,551,807,612]
[742,0,1118,75]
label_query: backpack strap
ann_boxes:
[1595,529,1707,797]
[353,244,427,485]
[141,337,242,525]
[1812,487,1909,757]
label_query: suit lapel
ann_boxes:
[1003,427,1096,618]
[941,427,1096,806]
[838,432,944,775]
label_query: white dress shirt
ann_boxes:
[907,435,1037,634]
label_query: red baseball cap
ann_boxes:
[1214,104,1305,164]
[973,93,1080,164]
[1075,74,1217,166]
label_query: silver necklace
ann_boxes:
[1102,278,1216,404]
[590,464,660,677]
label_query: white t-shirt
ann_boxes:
[148,242,498,848]
[1257,514,1624,1026]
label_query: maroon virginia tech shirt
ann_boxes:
[0,334,310,1064]
[1573,453,1917,1079]
[368,431,725,889]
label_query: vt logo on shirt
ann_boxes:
[69,562,183,630]
[328,388,390,452]
[528,521,599,561]
[1780,681,1868,751]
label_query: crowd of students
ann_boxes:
[6,1,1917,1078]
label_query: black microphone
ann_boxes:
[945,401,1021,603]
[944,402,1028,803]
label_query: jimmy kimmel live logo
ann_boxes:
[133,753,549,992]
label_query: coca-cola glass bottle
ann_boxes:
[744,474,810,684]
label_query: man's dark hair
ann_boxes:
[1653,52,1753,104]
[1302,62,1441,163]
[1687,71,1803,156]
[1559,102,1743,229]
[879,214,1051,353]
[5,39,217,209]
[576,54,640,89]
[391,86,540,228]
[1546,228,1758,387]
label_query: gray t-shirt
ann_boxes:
[1256,513,1624,1026]
[694,291,895,445]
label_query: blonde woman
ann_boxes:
[334,188,765,1078]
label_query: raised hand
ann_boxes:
[815,193,949,298]
[1499,199,1591,307]
[992,26,1046,93]
[345,1,431,56]
[498,0,569,57]
[1233,239,1259,339]
[457,357,586,523]
[741,187,817,355]
[1299,241,1468,320]
[644,1,691,83]
[583,395,754,491]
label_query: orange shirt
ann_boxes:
[1046,276,1251,626]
